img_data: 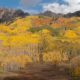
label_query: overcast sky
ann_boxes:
[0,0,80,14]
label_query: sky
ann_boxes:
[0,0,80,14]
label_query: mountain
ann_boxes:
[39,10,80,18]
[0,8,29,23]
[0,8,80,23]
[64,11,80,17]
[39,11,63,18]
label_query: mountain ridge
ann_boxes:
[0,8,80,23]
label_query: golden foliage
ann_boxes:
[43,51,68,62]
[0,15,80,71]
[0,54,32,68]
[64,30,78,38]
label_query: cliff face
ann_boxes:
[0,8,29,22]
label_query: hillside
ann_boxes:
[0,9,80,79]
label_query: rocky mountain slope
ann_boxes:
[39,10,80,17]
[39,11,63,17]
[0,8,29,23]
[64,11,80,17]
[0,8,80,23]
